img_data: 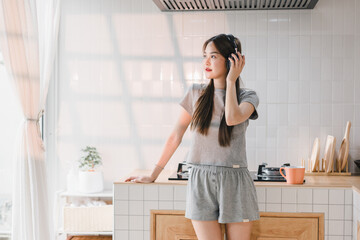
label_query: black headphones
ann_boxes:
[226,34,239,71]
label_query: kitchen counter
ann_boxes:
[115,169,360,193]
[114,169,360,240]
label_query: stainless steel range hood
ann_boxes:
[152,0,319,11]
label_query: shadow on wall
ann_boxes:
[58,0,208,188]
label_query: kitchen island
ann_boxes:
[114,170,360,240]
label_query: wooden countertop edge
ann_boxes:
[114,169,360,194]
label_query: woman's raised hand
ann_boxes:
[125,175,155,183]
[227,52,245,83]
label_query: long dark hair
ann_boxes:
[190,34,242,147]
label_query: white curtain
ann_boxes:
[0,0,60,239]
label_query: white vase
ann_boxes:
[78,171,104,193]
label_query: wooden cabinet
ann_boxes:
[151,211,324,240]
[251,212,324,240]
[150,210,226,240]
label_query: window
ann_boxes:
[0,51,22,239]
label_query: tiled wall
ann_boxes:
[257,187,354,239]
[114,184,187,240]
[114,184,357,240]
[353,190,360,240]
[58,0,360,188]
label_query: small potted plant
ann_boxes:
[78,146,104,193]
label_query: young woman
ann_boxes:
[125,33,260,240]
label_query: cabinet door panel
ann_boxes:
[151,211,323,240]
[257,238,297,240]
[175,235,198,240]
[151,210,226,240]
[251,217,318,240]
[156,215,197,240]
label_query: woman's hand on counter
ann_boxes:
[124,175,155,183]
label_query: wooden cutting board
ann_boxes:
[339,121,351,171]
[324,135,336,173]
[310,138,320,172]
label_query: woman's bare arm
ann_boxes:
[225,52,254,126]
[225,83,254,126]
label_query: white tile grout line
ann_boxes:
[312,188,314,208]
[343,189,346,237]
[280,188,282,212]
[264,189,268,205]
[311,188,313,212]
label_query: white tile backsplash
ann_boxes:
[328,220,344,236]
[353,205,359,239]
[115,200,129,215]
[115,230,129,240]
[114,185,129,200]
[345,205,353,220]
[174,201,186,210]
[144,216,150,231]
[115,215,129,230]
[143,201,159,216]
[174,185,187,201]
[129,185,144,201]
[159,201,174,210]
[313,204,328,220]
[266,203,281,212]
[328,237,344,240]
[313,189,329,204]
[329,189,345,205]
[281,188,297,204]
[143,231,150,240]
[329,205,345,220]
[297,188,312,204]
[344,220,352,236]
[129,230,143,240]
[353,191,360,209]
[129,201,144,216]
[159,185,174,201]
[266,188,281,203]
[258,203,265,211]
[281,203,296,213]
[129,216,144,230]
[297,204,312,213]
[144,185,158,201]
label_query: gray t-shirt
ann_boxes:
[179,83,259,168]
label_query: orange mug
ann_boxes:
[280,166,305,184]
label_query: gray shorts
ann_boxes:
[185,164,260,224]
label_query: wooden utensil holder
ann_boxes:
[305,158,351,176]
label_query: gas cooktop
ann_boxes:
[168,163,306,182]
[251,170,286,182]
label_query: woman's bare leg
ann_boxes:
[191,220,223,240]
[225,221,253,240]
